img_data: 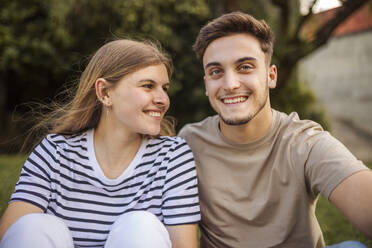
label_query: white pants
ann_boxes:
[0,211,172,248]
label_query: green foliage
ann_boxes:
[0,0,211,151]
[316,195,372,246]
[0,0,77,134]
[271,68,331,130]
[0,0,344,151]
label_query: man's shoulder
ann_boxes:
[274,110,345,162]
[271,110,339,158]
[274,110,325,137]
[179,115,219,138]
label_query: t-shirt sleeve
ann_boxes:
[300,130,369,199]
[9,136,56,211]
[162,138,201,225]
[177,125,190,141]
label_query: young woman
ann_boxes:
[0,39,200,248]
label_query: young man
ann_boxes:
[179,12,372,248]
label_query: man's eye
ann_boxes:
[142,84,153,89]
[238,65,252,71]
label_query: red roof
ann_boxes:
[301,3,372,40]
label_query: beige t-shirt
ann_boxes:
[179,110,368,248]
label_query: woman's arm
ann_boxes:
[0,201,43,240]
[162,138,200,247]
[166,224,198,248]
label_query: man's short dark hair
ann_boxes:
[193,11,275,64]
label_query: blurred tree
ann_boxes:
[0,0,73,122]
[0,0,79,152]
[0,0,368,152]
[0,0,211,152]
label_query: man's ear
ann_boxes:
[95,78,112,106]
[268,65,277,89]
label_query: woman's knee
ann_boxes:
[0,213,73,248]
[105,211,171,248]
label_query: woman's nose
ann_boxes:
[153,89,169,106]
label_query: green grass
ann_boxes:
[0,156,370,246]
[0,155,25,214]
[316,196,372,247]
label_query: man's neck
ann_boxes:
[219,103,273,144]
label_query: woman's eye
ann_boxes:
[142,84,153,89]
[162,86,169,92]
[210,69,222,76]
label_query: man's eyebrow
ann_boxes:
[205,57,257,69]
[236,56,257,63]
[205,62,221,70]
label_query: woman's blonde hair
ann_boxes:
[25,39,174,151]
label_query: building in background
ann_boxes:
[299,4,372,161]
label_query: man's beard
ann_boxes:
[221,115,253,125]
[220,81,269,126]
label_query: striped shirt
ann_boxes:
[10,129,200,247]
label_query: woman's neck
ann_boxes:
[93,121,142,179]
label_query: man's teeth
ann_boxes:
[223,97,247,104]
[148,111,161,117]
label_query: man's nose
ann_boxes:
[223,70,240,91]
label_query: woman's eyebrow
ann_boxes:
[139,79,156,83]
[205,62,221,70]
[138,79,170,85]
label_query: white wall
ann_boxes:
[299,31,372,161]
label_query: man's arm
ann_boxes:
[166,224,198,248]
[329,170,372,238]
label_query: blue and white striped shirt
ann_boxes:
[11,129,200,247]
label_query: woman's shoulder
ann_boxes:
[146,136,189,151]
[149,135,187,145]
[43,130,89,150]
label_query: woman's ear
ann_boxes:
[95,78,112,107]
